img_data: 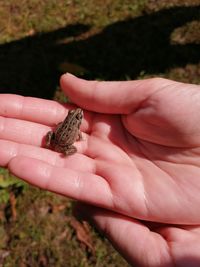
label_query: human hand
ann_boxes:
[1,74,200,224]
[76,203,200,267]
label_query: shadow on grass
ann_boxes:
[0,5,199,98]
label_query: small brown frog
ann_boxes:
[46,108,83,155]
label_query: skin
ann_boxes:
[1,74,200,266]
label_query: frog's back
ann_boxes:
[54,109,82,146]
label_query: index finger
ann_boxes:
[0,94,68,126]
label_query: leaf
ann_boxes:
[0,249,10,264]
[70,217,94,253]
[0,175,26,189]
[9,191,17,221]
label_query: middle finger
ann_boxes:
[0,139,96,173]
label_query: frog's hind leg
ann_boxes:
[54,144,77,156]
[64,145,77,156]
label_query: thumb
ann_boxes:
[60,73,173,114]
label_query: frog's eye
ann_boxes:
[68,110,74,115]
[76,111,83,120]
[76,114,81,119]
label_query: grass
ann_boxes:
[0,0,200,266]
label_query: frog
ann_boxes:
[46,108,83,155]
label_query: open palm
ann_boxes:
[1,74,200,225]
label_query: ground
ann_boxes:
[0,0,200,266]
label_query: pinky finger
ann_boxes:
[74,204,169,267]
[8,156,112,208]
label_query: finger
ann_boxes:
[0,114,129,163]
[60,73,175,114]
[0,140,95,173]
[75,203,169,266]
[0,116,48,146]
[0,95,93,133]
[8,156,111,207]
[0,116,89,149]
[0,94,68,125]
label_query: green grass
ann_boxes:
[0,0,200,266]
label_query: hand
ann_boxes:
[1,74,200,225]
[76,203,200,267]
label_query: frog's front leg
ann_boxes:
[46,131,54,148]
[77,129,82,141]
